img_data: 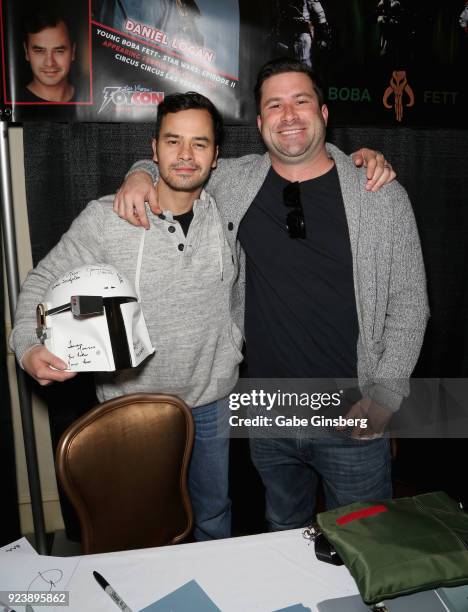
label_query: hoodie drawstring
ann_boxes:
[135,227,146,300]
[209,197,224,281]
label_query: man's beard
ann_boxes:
[160,165,207,192]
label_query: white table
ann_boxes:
[65,529,359,611]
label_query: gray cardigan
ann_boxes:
[132,143,430,411]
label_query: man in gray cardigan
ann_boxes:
[114,58,428,530]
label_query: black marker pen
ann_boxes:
[93,571,133,612]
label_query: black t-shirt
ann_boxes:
[238,164,359,378]
[12,85,86,121]
[17,86,47,103]
[173,209,194,236]
[16,84,82,103]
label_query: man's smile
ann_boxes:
[172,165,199,173]
[278,128,304,136]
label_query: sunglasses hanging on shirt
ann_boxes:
[283,181,306,239]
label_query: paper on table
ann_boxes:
[65,529,359,611]
[139,580,221,612]
[0,537,37,555]
[0,554,79,599]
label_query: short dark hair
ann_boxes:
[23,8,75,44]
[254,57,325,113]
[155,91,224,146]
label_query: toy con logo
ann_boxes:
[99,86,164,114]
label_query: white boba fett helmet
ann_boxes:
[36,264,154,371]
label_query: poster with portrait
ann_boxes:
[0,0,466,125]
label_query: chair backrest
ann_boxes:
[56,393,194,554]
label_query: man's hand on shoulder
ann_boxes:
[22,345,77,386]
[352,148,396,192]
[113,171,160,230]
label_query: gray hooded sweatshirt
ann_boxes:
[10,189,243,407]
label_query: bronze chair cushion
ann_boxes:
[56,393,194,554]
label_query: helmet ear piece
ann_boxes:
[119,300,154,368]
[40,264,154,372]
[36,302,50,342]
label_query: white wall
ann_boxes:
[4,126,64,534]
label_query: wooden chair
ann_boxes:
[56,393,194,554]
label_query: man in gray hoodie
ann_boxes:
[113,58,428,531]
[10,92,242,542]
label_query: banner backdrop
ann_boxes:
[1,0,467,125]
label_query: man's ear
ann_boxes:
[256,114,262,133]
[23,41,30,61]
[321,104,329,126]
[151,138,158,163]
[71,43,76,61]
[211,145,219,169]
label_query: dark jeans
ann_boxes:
[189,401,231,541]
[250,433,392,531]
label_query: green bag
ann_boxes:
[314,491,468,606]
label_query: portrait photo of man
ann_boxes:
[2,0,90,106]
[21,10,77,102]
